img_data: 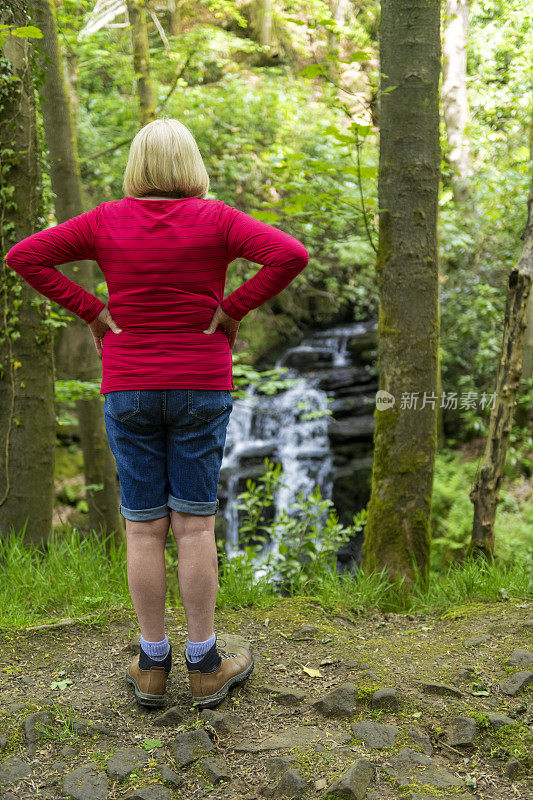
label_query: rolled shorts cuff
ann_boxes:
[120,502,170,521]
[167,493,219,516]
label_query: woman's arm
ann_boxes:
[217,203,310,322]
[5,206,106,324]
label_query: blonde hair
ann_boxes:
[123,118,210,199]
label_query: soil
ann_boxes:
[0,597,532,800]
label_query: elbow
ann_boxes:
[293,242,310,273]
[5,242,23,272]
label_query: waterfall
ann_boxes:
[220,319,378,571]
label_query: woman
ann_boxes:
[6,118,309,710]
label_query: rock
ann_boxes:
[125,787,171,800]
[170,729,215,766]
[312,682,357,718]
[0,734,8,751]
[106,746,150,780]
[406,729,433,755]
[451,667,475,684]
[328,415,375,443]
[159,765,183,788]
[351,721,398,749]
[448,716,477,747]
[263,686,306,706]
[200,708,240,733]
[487,712,515,730]
[420,682,462,698]
[21,709,54,754]
[196,756,230,784]
[506,649,533,668]
[0,756,32,785]
[499,671,533,696]
[293,624,319,639]
[152,706,184,726]
[60,745,78,757]
[504,758,522,780]
[265,756,297,779]
[72,719,117,737]
[384,748,463,790]
[464,635,491,647]
[326,759,374,800]
[216,633,253,653]
[371,688,398,711]
[272,768,309,798]
[235,725,350,752]
[63,765,109,800]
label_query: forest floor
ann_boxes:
[0,597,531,800]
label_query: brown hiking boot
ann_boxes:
[126,643,172,708]
[184,636,254,709]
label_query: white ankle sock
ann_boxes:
[186,632,216,663]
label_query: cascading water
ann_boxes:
[220,319,378,572]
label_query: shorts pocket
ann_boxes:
[188,389,232,422]
[104,390,141,422]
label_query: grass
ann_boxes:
[0,524,530,629]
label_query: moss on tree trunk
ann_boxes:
[362,0,441,588]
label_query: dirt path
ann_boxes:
[0,597,531,800]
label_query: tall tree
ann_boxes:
[362,0,441,587]
[127,0,156,125]
[31,0,123,544]
[469,177,533,556]
[0,1,55,544]
[442,0,472,205]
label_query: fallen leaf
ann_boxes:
[302,666,323,678]
[315,778,327,790]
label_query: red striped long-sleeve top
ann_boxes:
[6,196,309,393]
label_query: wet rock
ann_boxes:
[371,688,398,711]
[448,716,477,747]
[159,765,183,788]
[351,721,398,749]
[420,682,462,698]
[152,706,184,726]
[21,709,54,754]
[125,787,171,800]
[464,635,491,647]
[170,728,215,766]
[406,729,433,755]
[272,768,309,798]
[63,765,108,800]
[200,708,240,733]
[507,649,533,668]
[504,759,522,780]
[0,756,32,785]
[106,746,150,780]
[487,712,515,730]
[328,415,375,443]
[325,758,374,800]
[263,686,306,706]
[235,725,350,752]
[384,748,463,790]
[265,756,297,779]
[312,681,357,718]
[499,671,533,696]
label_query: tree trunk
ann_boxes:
[361,0,441,588]
[469,178,533,556]
[127,0,156,126]
[0,0,56,545]
[31,0,123,545]
[167,0,179,36]
[442,0,473,205]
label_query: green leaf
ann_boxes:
[299,64,324,78]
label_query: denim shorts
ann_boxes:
[103,389,233,521]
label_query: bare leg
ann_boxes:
[125,515,170,642]
[170,510,218,642]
